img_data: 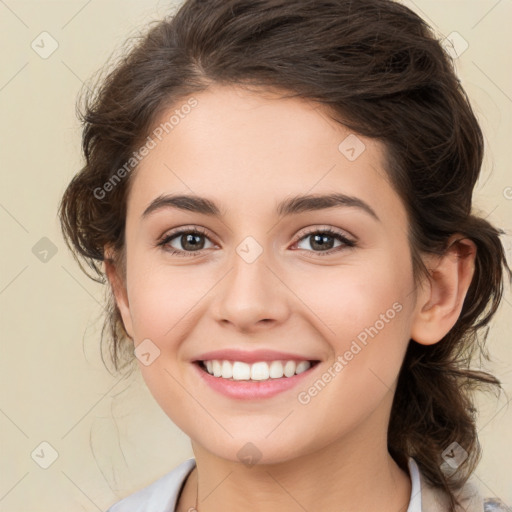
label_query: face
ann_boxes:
[112,83,423,464]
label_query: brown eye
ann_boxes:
[294,228,356,256]
[158,227,215,256]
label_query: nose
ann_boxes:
[211,245,291,333]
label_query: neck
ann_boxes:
[177,411,411,512]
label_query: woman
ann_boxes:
[58,0,511,511]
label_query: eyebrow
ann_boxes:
[141,192,380,222]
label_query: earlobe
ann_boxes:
[104,247,134,339]
[410,235,477,345]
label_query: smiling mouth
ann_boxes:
[195,359,320,382]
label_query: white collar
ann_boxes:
[407,457,423,512]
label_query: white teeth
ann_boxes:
[269,361,284,378]
[212,360,222,377]
[284,360,296,377]
[201,359,313,381]
[250,362,269,381]
[232,361,251,380]
[221,360,233,379]
[295,361,311,374]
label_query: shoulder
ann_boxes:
[484,497,511,512]
[416,461,510,512]
[105,458,196,512]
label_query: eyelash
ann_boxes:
[156,225,356,257]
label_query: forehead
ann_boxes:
[127,84,406,226]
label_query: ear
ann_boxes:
[410,235,477,345]
[104,245,134,339]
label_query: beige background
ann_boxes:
[1,0,511,510]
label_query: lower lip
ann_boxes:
[193,362,319,400]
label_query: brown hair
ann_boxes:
[58,0,511,509]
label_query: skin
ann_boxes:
[106,83,476,512]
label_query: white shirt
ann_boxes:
[106,456,423,512]
[408,457,422,512]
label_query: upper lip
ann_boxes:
[193,349,319,364]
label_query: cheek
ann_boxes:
[126,257,212,340]
[291,272,412,440]
[294,254,414,387]
[292,255,412,340]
